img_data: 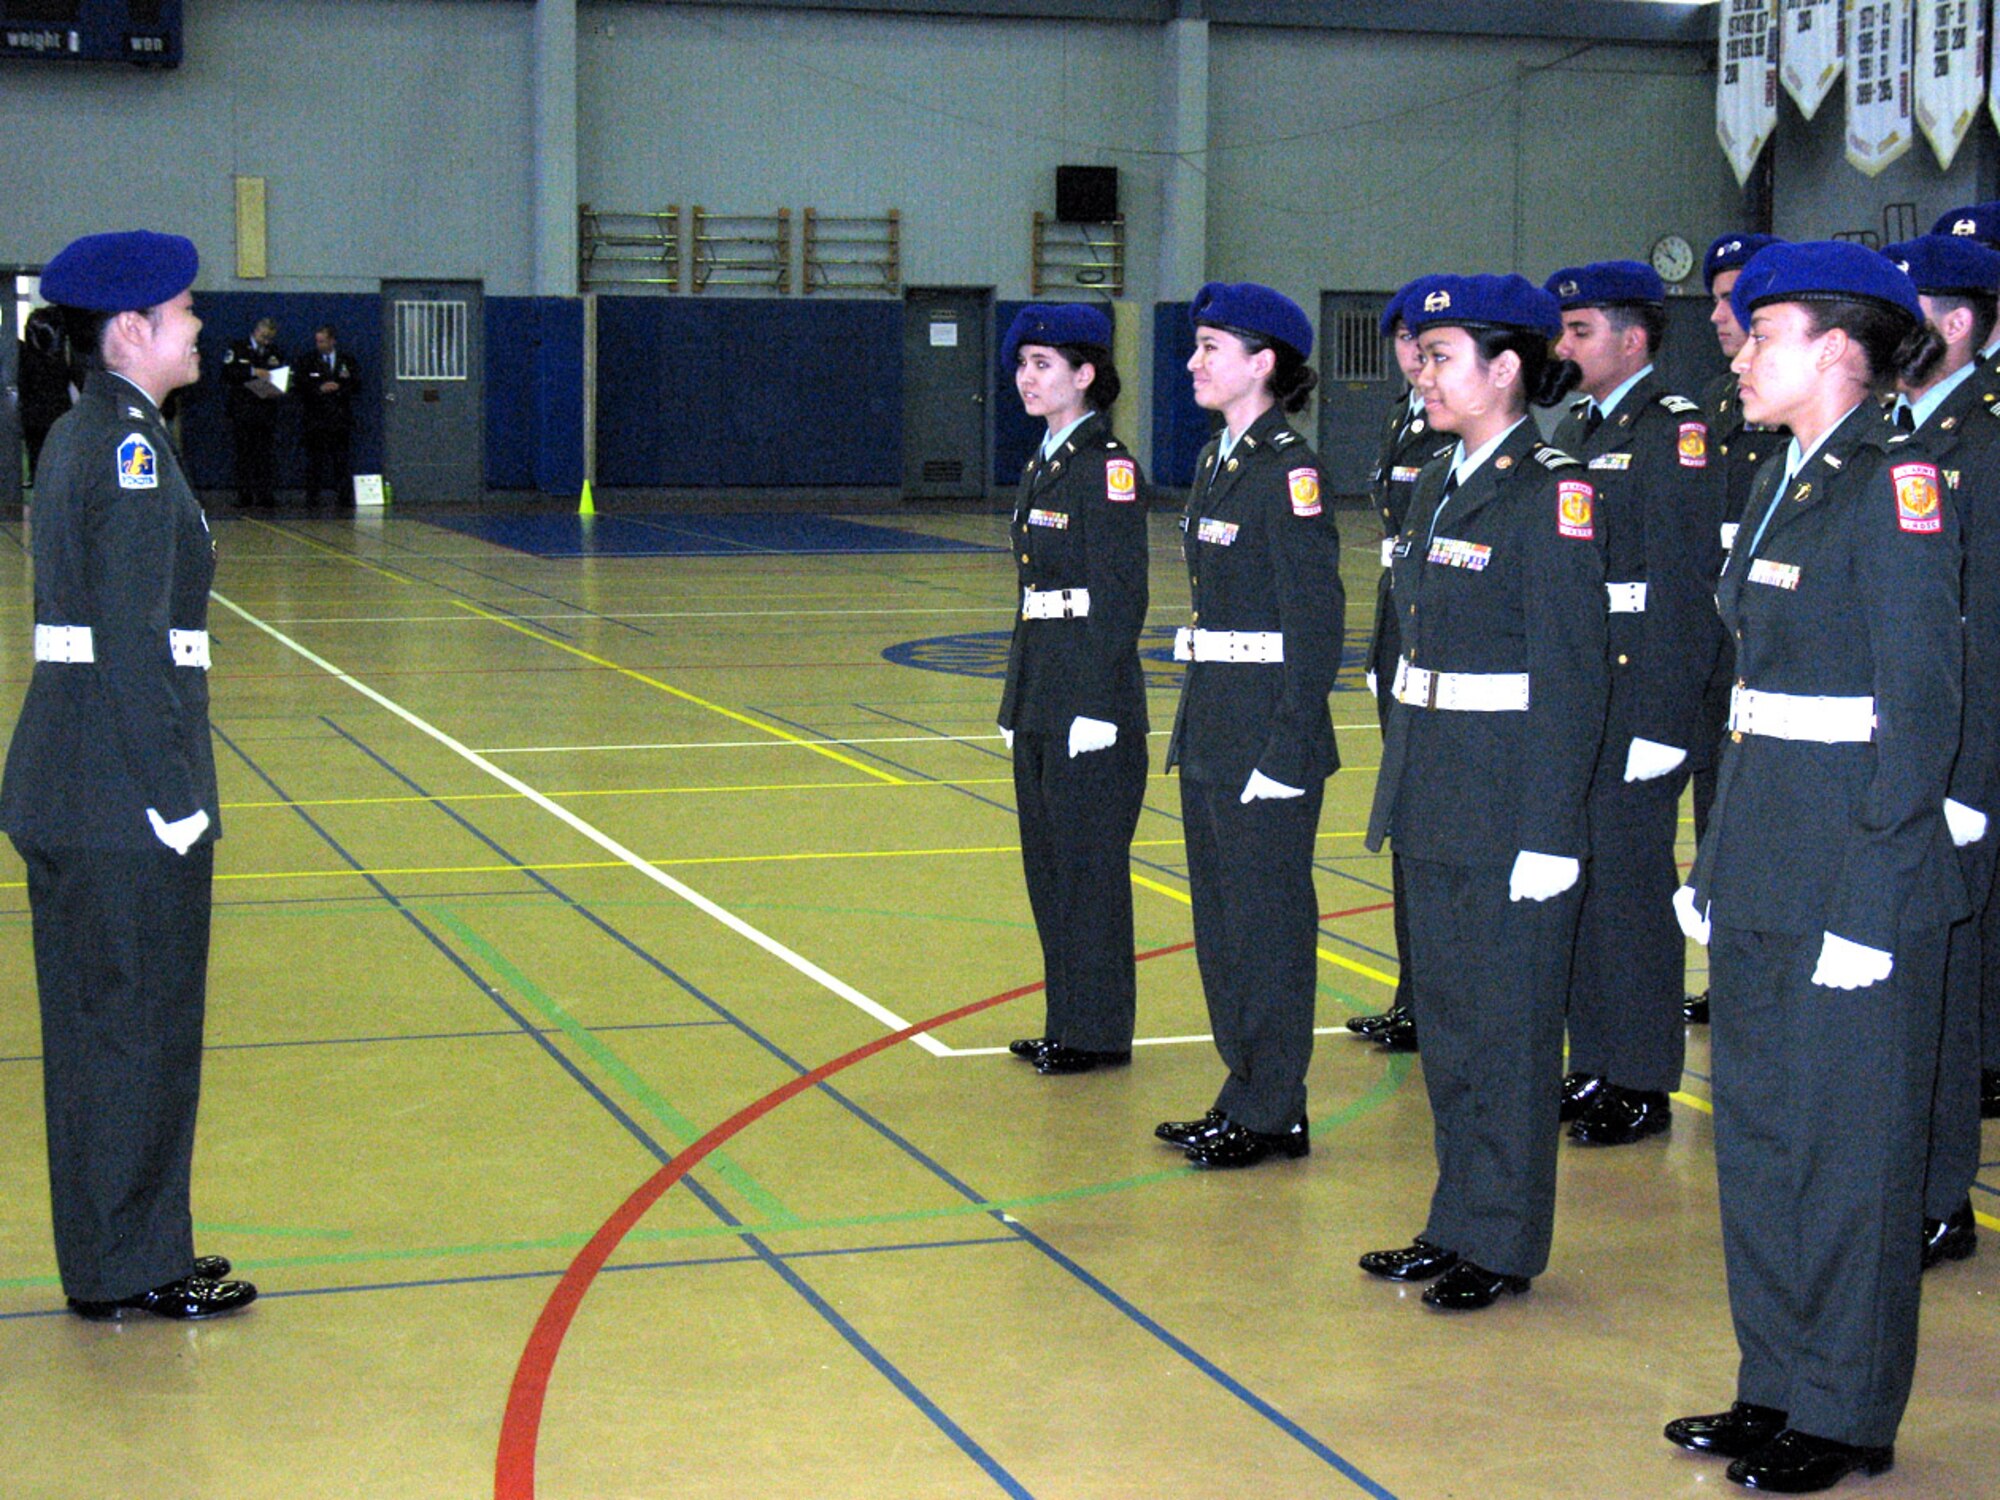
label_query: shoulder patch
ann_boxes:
[117,433,158,490]
[1677,421,1708,468]
[1105,456,1137,503]
[1891,461,1943,534]
[1557,478,1595,539]
[1287,467,1322,517]
[1660,394,1700,415]
[1534,446,1580,470]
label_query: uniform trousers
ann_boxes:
[1567,770,1687,1092]
[1710,921,1946,1449]
[16,839,213,1302]
[1924,843,1997,1217]
[1013,729,1147,1052]
[233,416,277,507]
[1180,774,1323,1134]
[1984,851,2000,1072]
[1690,644,1735,845]
[302,425,352,508]
[1404,857,1577,1278]
[1371,667,1414,1013]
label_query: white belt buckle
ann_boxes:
[1720,522,1740,554]
[1379,536,1396,569]
[169,629,211,669]
[1173,626,1194,661]
[32,624,95,664]
[1606,582,1648,614]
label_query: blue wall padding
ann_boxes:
[594,297,902,487]
[484,297,541,490]
[533,299,585,495]
[1151,301,1212,488]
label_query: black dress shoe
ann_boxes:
[1358,1238,1459,1282]
[1155,1108,1229,1148]
[1559,1071,1605,1122]
[1665,1402,1790,1459]
[1724,1429,1893,1492]
[1345,1004,1405,1038]
[1684,991,1711,1024]
[1034,1042,1131,1075]
[1568,1085,1672,1146]
[1008,1036,1055,1061]
[1921,1198,1978,1270]
[67,1274,258,1323]
[193,1254,232,1280]
[1372,1010,1418,1053]
[1420,1259,1530,1310]
[1185,1118,1309,1169]
[1982,1068,2000,1120]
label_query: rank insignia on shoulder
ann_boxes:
[1288,467,1323,516]
[1821,453,1843,469]
[1106,457,1137,503]
[117,433,158,490]
[1557,478,1595,539]
[1534,447,1578,470]
[1662,395,1700,415]
[1677,422,1708,468]
[126,407,146,420]
[1892,461,1943,534]
[1941,417,1958,431]
[1271,429,1298,448]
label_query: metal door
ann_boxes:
[902,287,990,499]
[1317,291,1397,499]
[2,273,23,512]
[381,279,484,503]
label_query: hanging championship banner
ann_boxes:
[1916,0,1985,169]
[1989,0,2000,133]
[1846,0,1915,176]
[1719,0,1780,184]
[1781,0,1846,118]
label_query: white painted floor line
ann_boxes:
[937,1023,1363,1058]
[209,590,951,1057]
[259,605,1009,626]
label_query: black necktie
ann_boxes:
[1893,402,1915,433]
[1577,403,1603,442]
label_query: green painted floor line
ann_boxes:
[191,1221,357,1240]
[422,901,798,1229]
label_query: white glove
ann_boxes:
[1811,932,1894,990]
[998,724,1013,751]
[1623,737,1688,784]
[1240,768,1306,804]
[146,806,211,856]
[1366,669,1379,697]
[1508,850,1579,902]
[1067,716,1118,758]
[1945,798,1988,848]
[1672,884,1711,946]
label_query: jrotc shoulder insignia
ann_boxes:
[1557,478,1595,539]
[1677,421,1709,468]
[1892,461,1943,534]
[1534,446,1579,470]
[1988,397,2000,419]
[116,433,158,490]
[126,406,146,421]
[1661,394,1701,415]
[1287,467,1323,517]
[1271,429,1298,448]
[1105,457,1137,503]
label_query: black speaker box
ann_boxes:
[1055,166,1119,224]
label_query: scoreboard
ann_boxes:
[1,0,181,67]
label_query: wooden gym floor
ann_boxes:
[0,505,1991,1500]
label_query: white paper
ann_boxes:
[1846,0,1915,177]
[1718,0,1780,186]
[1916,0,1984,170]
[353,474,386,507]
[262,364,291,394]
[1782,0,1846,118]
[928,321,959,348]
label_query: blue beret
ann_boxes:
[1190,281,1313,360]
[1401,273,1562,340]
[1730,240,1924,331]
[1545,260,1665,309]
[40,230,198,314]
[1703,233,1783,291]
[1929,202,2000,247]
[1882,235,2000,297]
[1378,277,1435,338]
[1000,302,1113,371]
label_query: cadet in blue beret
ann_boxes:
[994,305,1152,1076]
[1687,237,1791,1029]
[1154,282,1344,1168]
[1670,241,1962,1489]
[1543,259,1726,1149]
[1359,273,1608,1309]
[1347,278,1454,1054]
[1882,236,2000,1272]
[0,232,256,1322]
[1930,203,2000,374]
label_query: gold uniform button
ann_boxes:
[1191,611,1200,624]
[1732,731,1744,743]
[1617,653,1630,665]
[1021,554,1031,564]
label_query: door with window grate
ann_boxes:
[901,287,990,500]
[1317,291,1400,500]
[380,280,484,503]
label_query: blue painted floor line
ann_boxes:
[417,512,1000,560]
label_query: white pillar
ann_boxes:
[532,0,579,296]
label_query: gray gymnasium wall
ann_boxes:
[1771,92,1991,246]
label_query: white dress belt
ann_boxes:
[1727,685,1875,743]
[1172,627,1284,664]
[32,624,210,669]
[1720,521,1740,554]
[1379,537,1397,569]
[1606,582,1648,614]
[1392,656,1531,712]
[1021,587,1091,620]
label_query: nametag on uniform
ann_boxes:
[1288,467,1323,517]
[1587,452,1633,471]
[1426,536,1492,571]
[1556,479,1595,540]
[1678,422,1709,468]
[1747,558,1801,590]
[1891,461,1943,535]
[1106,457,1137,503]
[1197,518,1240,546]
[1389,465,1423,484]
[117,434,158,490]
[1027,508,1069,530]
